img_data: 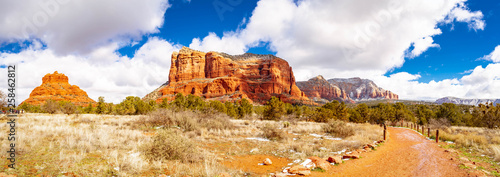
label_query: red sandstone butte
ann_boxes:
[143,47,310,104]
[21,71,96,106]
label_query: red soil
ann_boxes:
[314,127,468,176]
[223,127,471,177]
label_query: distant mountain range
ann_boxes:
[434,97,500,106]
[296,75,398,103]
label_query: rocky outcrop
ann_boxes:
[21,71,96,106]
[328,77,398,101]
[144,47,309,104]
[297,76,398,103]
[296,75,347,102]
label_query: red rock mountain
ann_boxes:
[297,76,398,103]
[21,71,96,106]
[143,47,309,104]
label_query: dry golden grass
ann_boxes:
[0,113,384,176]
[437,126,500,162]
[490,145,500,161]
[322,120,355,138]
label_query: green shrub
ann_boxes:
[141,129,201,163]
[322,120,355,138]
[263,97,285,120]
[283,121,290,128]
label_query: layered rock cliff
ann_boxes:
[296,75,347,103]
[21,71,96,106]
[297,76,398,102]
[144,47,309,104]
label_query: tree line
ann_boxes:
[12,93,500,128]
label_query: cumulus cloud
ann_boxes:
[444,2,485,30]
[186,0,494,100]
[410,37,440,58]
[189,32,247,55]
[0,38,180,103]
[481,45,500,63]
[190,0,485,81]
[370,63,500,100]
[0,0,170,55]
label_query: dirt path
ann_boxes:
[315,127,467,177]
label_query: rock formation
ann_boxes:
[21,71,96,106]
[297,75,398,103]
[144,47,309,104]
[296,75,347,102]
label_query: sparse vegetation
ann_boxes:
[12,92,500,176]
[41,99,59,114]
[322,120,355,138]
[141,129,200,163]
[263,96,286,120]
[261,123,288,141]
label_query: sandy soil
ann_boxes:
[222,127,470,176]
[316,127,468,177]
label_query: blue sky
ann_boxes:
[1,0,500,103]
[387,1,500,82]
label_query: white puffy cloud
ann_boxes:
[371,63,500,100]
[188,0,491,100]
[0,0,170,55]
[189,32,247,55]
[0,38,180,103]
[410,37,440,58]
[481,45,500,63]
[444,2,485,30]
[191,0,485,80]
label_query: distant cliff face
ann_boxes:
[21,71,96,106]
[144,47,309,104]
[297,76,398,102]
[435,97,500,106]
[296,76,347,102]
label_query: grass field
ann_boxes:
[0,111,383,176]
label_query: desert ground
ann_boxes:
[0,112,499,176]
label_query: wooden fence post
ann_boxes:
[383,124,387,141]
[436,130,439,143]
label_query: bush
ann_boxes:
[141,108,176,127]
[59,101,76,115]
[42,99,59,114]
[263,97,285,120]
[261,123,287,141]
[177,114,199,131]
[199,112,234,130]
[141,129,201,163]
[490,145,500,161]
[322,120,355,138]
[283,121,290,128]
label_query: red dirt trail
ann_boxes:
[223,127,469,176]
[315,127,468,177]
